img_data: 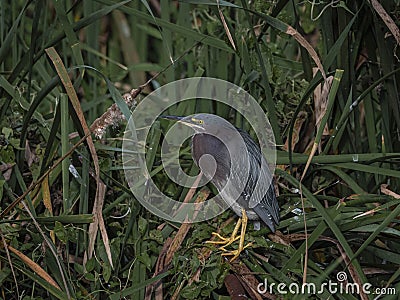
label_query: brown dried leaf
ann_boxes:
[282,111,307,152]
[224,274,248,300]
[41,174,53,215]
[45,47,112,269]
[164,188,210,265]
[381,184,400,199]
[95,182,113,268]
[286,26,326,80]
[230,260,274,299]
[267,230,290,246]
[8,244,61,291]
[370,0,400,46]
[217,0,236,50]
[145,237,172,300]
[313,68,333,137]
[25,140,36,167]
[1,163,14,181]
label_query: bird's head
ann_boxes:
[160,113,221,133]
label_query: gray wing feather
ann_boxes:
[238,130,279,231]
[192,130,279,232]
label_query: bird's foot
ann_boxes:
[207,232,240,244]
[220,242,253,261]
[206,217,242,248]
[205,208,251,262]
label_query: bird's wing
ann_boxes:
[192,133,252,213]
[239,130,280,231]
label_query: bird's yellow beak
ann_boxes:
[160,115,203,130]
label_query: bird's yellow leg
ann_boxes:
[205,218,242,247]
[206,209,253,261]
[221,208,253,262]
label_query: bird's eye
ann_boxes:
[191,117,204,125]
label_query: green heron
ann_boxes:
[162,113,279,260]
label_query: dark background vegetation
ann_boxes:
[0,0,400,299]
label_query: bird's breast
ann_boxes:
[191,133,231,185]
